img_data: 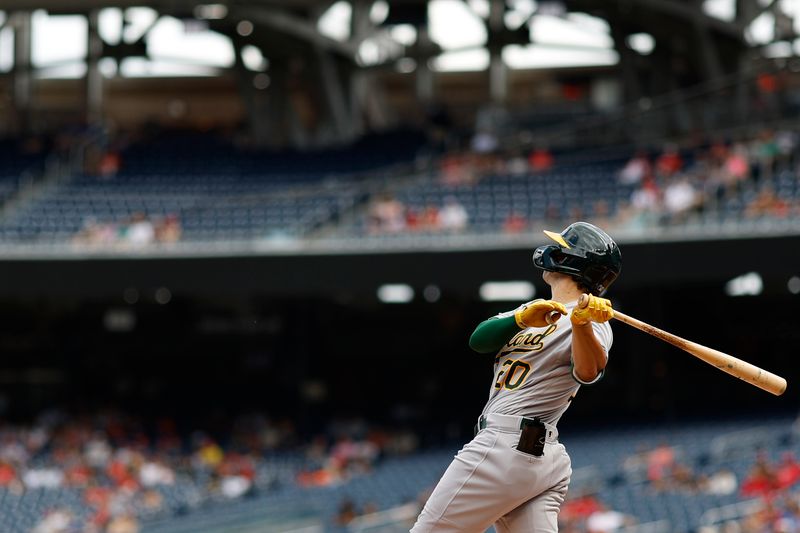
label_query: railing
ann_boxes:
[347,502,419,532]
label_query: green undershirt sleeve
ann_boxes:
[468,314,521,354]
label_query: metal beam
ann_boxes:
[233,6,358,59]
[488,0,507,104]
[12,12,32,124]
[86,10,104,124]
[0,0,324,12]
[569,0,745,42]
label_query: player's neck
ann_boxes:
[549,280,584,304]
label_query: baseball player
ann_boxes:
[411,221,622,533]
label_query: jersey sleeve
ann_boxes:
[571,321,613,385]
[591,321,613,354]
[468,303,532,354]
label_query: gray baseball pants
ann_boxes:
[411,413,572,533]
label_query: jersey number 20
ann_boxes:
[494,359,531,391]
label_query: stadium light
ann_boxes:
[724,272,763,297]
[626,33,655,55]
[377,284,414,304]
[423,285,442,303]
[788,276,800,295]
[194,4,228,20]
[155,287,172,305]
[236,20,253,37]
[479,281,535,302]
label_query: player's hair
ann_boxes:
[573,277,593,295]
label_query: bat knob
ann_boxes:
[545,310,561,325]
[577,293,590,309]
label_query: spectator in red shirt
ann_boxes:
[776,452,800,489]
[528,147,554,173]
[0,461,16,486]
[655,145,683,178]
[741,452,779,497]
[502,212,528,234]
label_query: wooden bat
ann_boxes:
[555,294,787,396]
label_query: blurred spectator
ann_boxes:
[776,129,797,171]
[663,177,700,223]
[439,152,477,186]
[106,513,140,533]
[560,494,604,526]
[586,505,636,532]
[368,194,406,234]
[126,213,156,247]
[751,129,779,182]
[745,187,789,219]
[621,177,661,229]
[220,473,252,499]
[439,196,469,232]
[723,143,750,193]
[99,151,121,178]
[32,508,75,533]
[73,214,183,248]
[155,214,182,243]
[619,151,651,185]
[741,452,779,497]
[65,460,92,487]
[0,460,18,487]
[507,151,529,176]
[655,144,683,178]
[777,452,800,489]
[418,204,441,232]
[196,438,224,469]
[141,489,164,514]
[503,212,528,234]
[139,458,175,487]
[23,465,64,489]
[647,442,676,490]
[670,462,701,491]
[471,131,498,154]
[528,147,554,173]
[701,468,738,495]
[335,499,358,526]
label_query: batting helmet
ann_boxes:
[532,221,621,295]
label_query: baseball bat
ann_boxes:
[571,294,787,396]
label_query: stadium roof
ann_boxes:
[1,0,792,77]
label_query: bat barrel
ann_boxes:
[612,309,787,396]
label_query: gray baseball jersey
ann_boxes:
[480,299,613,427]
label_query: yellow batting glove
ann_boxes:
[514,300,568,328]
[571,295,614,326]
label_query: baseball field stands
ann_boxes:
[0,130,425,244]
[139,414,800,533]
[0,129,798,249]
[1,414,794,532]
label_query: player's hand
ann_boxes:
[571,294,613,326]
[515,300,567,328]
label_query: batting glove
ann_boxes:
[515,300,568,328]
[571,295,614,326]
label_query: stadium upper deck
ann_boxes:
[0,125,796,257]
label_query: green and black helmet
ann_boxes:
[532,221,622,296]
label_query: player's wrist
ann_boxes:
[514,307,530,329]
[570,312,591,326]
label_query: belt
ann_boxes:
[475,413,559,442]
